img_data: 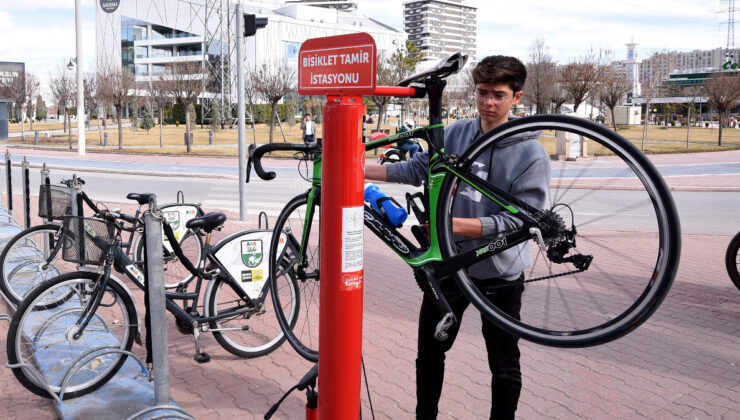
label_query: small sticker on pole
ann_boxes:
[342,206,363,272]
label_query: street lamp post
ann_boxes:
[74,0,85,155]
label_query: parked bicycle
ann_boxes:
[726,231,740,290]
[6,195,298,400]
[249,52,682,364]
[0,179,205,305]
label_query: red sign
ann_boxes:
[298,32,376,96]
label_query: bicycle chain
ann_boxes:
[481,267,588,290]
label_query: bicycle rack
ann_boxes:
[126,405,195,420]
[258,211,269,229]
[58,347,149,401]
[5,359,63,404]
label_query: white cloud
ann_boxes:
[1,0,94,11]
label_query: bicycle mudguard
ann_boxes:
[209,229,289,300]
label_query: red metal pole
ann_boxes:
[319,95,366,419]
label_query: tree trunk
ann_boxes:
[185,106,192,153]
[67,111,72,149]
[268,104,277,144]
[249,104,257,146]
[63,109,67,133]
[610,106,617,132]
[686,106,691,149]
[275,112,287,142]
[29,106,33,130]
[159,108,164,148]
[376,105,386,132]
[20,112,24,141]
[97,109,102,145]
[117,106,123,150]
[718,112,724,146]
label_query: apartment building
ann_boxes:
[402,0,477,63]
[639,47,740,84]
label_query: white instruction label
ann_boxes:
[342,206,364,272]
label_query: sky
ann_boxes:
[0,0,732,100]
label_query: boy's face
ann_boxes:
[475,82,522,131]
[305,115,311,121]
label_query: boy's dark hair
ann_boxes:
[305,113,311,118]
[472,55,527,93]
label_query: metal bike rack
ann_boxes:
[58,347,149,401]
[21,156,30,229]
[126,405,195,420]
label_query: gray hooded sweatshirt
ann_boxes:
[386,116,551,280]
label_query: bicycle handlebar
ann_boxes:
[248,142,319,182]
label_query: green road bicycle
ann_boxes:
[249,53,681,363]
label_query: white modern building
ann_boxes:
[402,0,477,64]
[95,0,407,102]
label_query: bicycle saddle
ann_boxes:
[127,193,156,205]
[186,212,226,232]
[397,52,468,87]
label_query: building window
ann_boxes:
[135,46,148,59]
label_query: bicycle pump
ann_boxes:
[298,33,419,419]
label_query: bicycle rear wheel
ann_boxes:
[270,192,321,362]
[6,271,138,399]
[135,228,203,288]
[436,115,681,347]
[0,224,77,305]
[206,273,297,358]
[725,231,740,290]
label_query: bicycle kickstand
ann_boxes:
[414,266,457,341]
[192,327,211,364]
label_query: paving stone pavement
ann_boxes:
[0,150,738,419]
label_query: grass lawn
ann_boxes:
[5,118,740,157]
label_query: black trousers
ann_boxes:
[303,134,315,144]
[416,276,524,420]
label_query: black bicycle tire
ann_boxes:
[436,114,681,348]
[0,223,67,305]
[7,271,138,399]
[269,192,320,362]
[207,274,297,358]
[725,231,740,290]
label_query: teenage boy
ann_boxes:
[301,114,316,144]
[365,55,551,420]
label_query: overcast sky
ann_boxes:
[0,0,731,99]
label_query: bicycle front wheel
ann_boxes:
[726,231,740,290]
[437,115,681,347]
[270,192,321,362]
[6,272,138,399]
[0,223,77,305]
[206,273,297,358]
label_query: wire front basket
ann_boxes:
[38,185,72,220]
[62,216,116,266]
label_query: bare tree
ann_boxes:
[49,64,76,146]
[99,67,135,149]
[704,71,740,146]
[161,61,206,152]
[682,85,701,148]
[598,66,632,131]
[24,73,39,132]
[369,53,394,131]
[252,62,295,143]
[2,71,26,138]
[244,70,259,145]
[84,71,103,143]
[524,38,556,114]
[148,78,170,148]
[640,66,664,150]
[561,54,599,114]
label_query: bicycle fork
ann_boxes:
[414,266,456,341]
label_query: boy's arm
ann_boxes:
[365,163,387,182]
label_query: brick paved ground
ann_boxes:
[0,148,738,419]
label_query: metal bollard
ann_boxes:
[104,132,108,146]
[5,150,12,211]
[143,197,171,405]
[21,157,30,228]
[41,163,50,225]
[69,174,79,218]
[209,130,213,145]
[34,130,39,145]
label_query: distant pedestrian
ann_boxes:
[301,114,316,144]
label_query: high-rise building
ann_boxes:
[286,0,358,12]
[402,0,477,63]
[638,47,740,84]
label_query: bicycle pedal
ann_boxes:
[194,352,211,364]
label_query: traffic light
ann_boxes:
[244,14,268,37]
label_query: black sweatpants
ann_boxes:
[415,276,524,420]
